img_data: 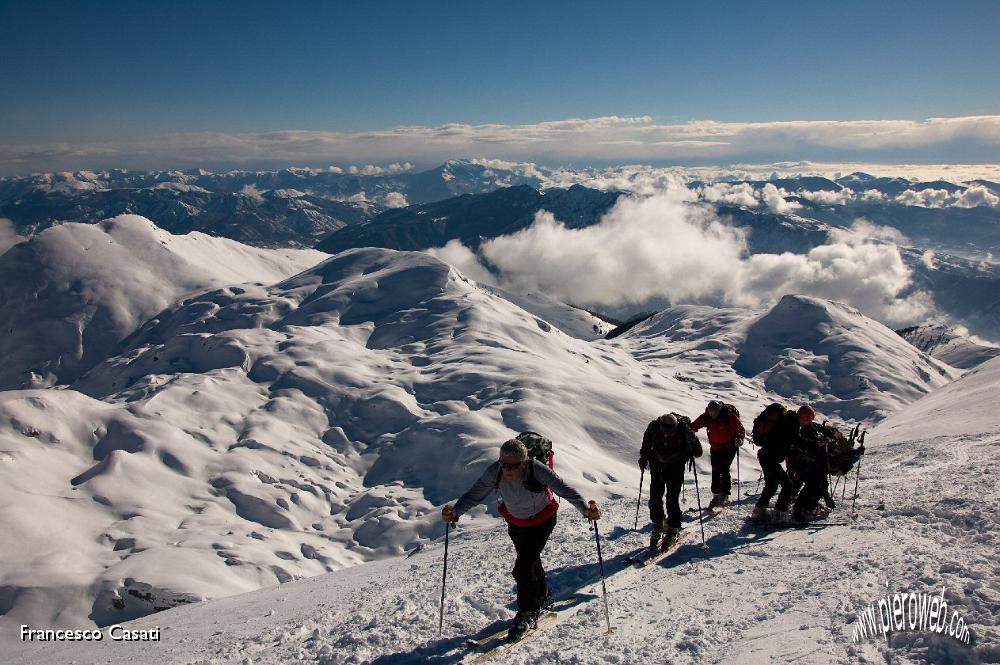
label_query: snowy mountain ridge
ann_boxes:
[8,358,999,664]
[896,323,1000,369]
[0,218,965,652]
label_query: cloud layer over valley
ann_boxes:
[3,115,999,176]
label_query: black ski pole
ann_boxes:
[736,443,741,512]
[589,502,613,634]
[633,467,645,532]
[690,458,707,549]
[439,520,455,635]
[850,433,867,519]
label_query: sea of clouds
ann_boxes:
[428,182,937,327]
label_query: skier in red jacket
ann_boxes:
[690,400,746,509]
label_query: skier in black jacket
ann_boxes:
[638,413,703,549]
[751,404,815,522]
[789,416,831,522]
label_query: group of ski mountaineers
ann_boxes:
[441,400,864,641]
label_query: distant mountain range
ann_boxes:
[0,160,541,247]
[315,184,621,254]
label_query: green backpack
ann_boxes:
[495,431,555,494]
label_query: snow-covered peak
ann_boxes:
[734,295,955,420]
[0,215,328,389]
[897,322,1000,369]
[623,295,956,422]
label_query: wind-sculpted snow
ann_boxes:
[734,295,955,420]
[623,295,956,422]
[0,215,328,390]
[898,323,1000,370]
[0,245,677,637]
[0,232,967,647]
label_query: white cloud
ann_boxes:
[860,189,887,202]
[3,115,999,176]
[381,192,409,208]
[731,222,931,325]
[895,188,951,207]
[480,189,745,307]
[425,240,498,286]
[922,249,937,269]
[698,182,759,207]
[952,184,1000,208]
[760,183,801,213]
[0,218,27,255]
[795,188,855,206]
[439,195,933,327]
[837,218,908,244]
[239,184,266,203]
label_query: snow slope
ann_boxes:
[0,226,972,660]
[897,323,1000,370]
[11,356,999,664]
[620,295,957,422]
[0,245,677,640]
[0,215,329,390]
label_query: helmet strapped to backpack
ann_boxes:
[515,431,554,469]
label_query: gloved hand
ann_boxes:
[585,500,602,521]
[441,504,457,523]
[638,458,648,471]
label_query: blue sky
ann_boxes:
[0,0,997,173]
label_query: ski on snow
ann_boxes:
[745,518,850,529]
[626,528,695,568]
[465,595,578,661]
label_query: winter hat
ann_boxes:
[797,405,816,423]
[657,413,678,434]
[707,400,721,415]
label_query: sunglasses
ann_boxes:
[499,460,524,471]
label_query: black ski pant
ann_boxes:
[794,464,827,515]
[507,514,557,613]
[648,461,685,529]
[710,446,738,496]
[756,450,792,511]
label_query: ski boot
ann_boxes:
[649,522,664,551]
[773,510,790,524]
[661,526,682,550]
[708,494,723,509]
[749,505,768,523]
[507,610,539,642]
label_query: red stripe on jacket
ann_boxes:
[498,496,559,527]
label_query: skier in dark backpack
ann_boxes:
[690,400,745,509]
[441,436,601,641]
[638,413,703,550]
[750,404,814,522]
[789,418,833,522]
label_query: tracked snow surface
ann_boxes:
[1,220,994,664]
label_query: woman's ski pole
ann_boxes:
[439,520,455,635]
[589,501,613,634]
